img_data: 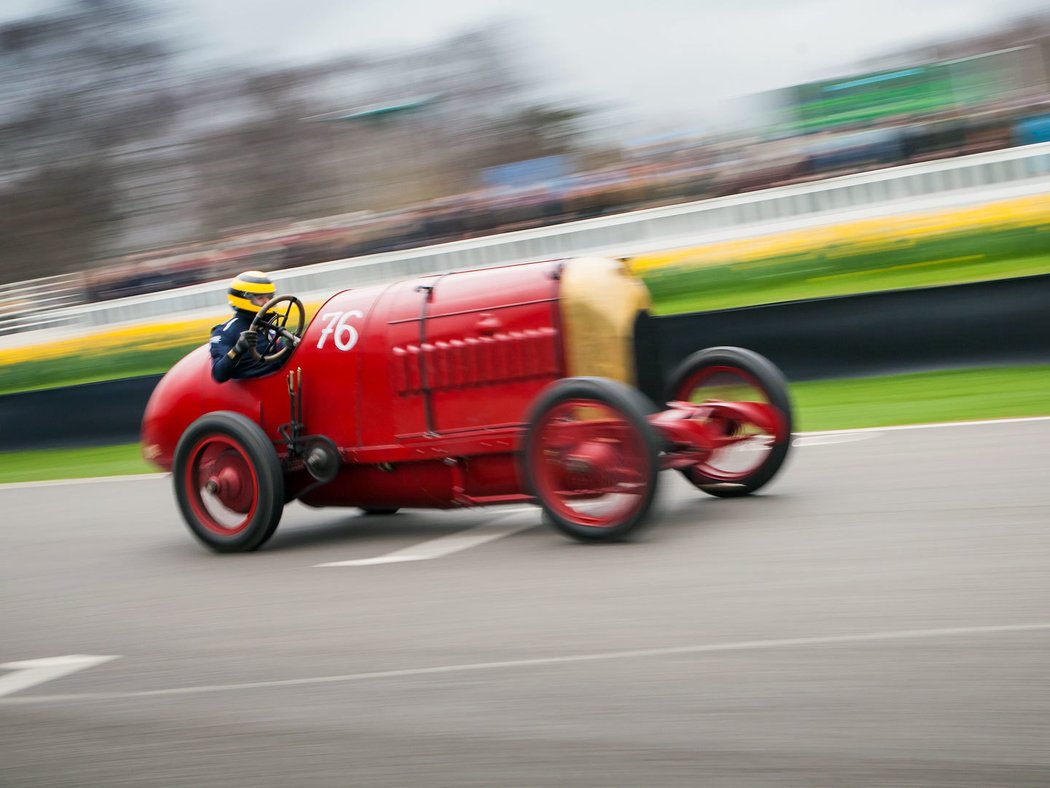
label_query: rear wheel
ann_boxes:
[523,378,660,542]
[173,411,284,552]
[667,347,792,497]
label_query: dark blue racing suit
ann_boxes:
[209,311,284,383]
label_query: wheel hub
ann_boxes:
[203,465,252,513]
[563,440,618,486]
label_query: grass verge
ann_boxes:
[0,347,193,396]
[792,365,1050,431]
[0,444,157,484]
[644,252,1050,315]
[2,364,1048,484]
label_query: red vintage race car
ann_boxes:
[141,257,793,552]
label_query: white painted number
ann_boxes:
[316,310,363,351]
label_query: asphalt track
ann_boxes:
[2,419,1049,787]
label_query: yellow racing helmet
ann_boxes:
[228,271,276,313]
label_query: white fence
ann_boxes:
[0,273,83,332]
[5,141,1050,338]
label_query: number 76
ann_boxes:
[316,310,363,351]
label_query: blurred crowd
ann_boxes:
[77,94,1049,304]
[4,1,1050,322]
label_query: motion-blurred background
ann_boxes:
[1,0,1049,475]
[5,9,1050,785]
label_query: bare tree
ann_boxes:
[0,8,594,282]
[0,0,178,281]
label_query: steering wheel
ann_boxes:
[248,295,306,364]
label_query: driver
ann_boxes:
[210,271,286,383]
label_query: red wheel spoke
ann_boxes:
[670,365,775,481]
[184,435,259,536]
[665,350,793,495]
[530,395,654,530]
[603,465,646,488]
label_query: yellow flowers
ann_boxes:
[1,302,324,367]
[0,316,221,366]
[629,193,1050,276]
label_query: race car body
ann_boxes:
[142,257,793,552]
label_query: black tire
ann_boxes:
[359,507,400,515]
[523,377,661,542]
[173,411,285,553]
[666,347,792,498]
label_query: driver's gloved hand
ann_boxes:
[230,329,258,359]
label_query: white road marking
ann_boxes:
[315,511,539,567]
[3,622,1048,706]
[321,554,431,567]
[0,473,167,491]
[0,655,120,699]
[795,415,1050,436]
[794,433,879,447]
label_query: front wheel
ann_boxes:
[173,411,285,552]
[666,347,792,497]
[523,377,661,542]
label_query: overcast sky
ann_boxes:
[6,0,1049,135]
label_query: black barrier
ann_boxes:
[635,272,1050,403]
[0,374,164,451]
[4,274,1049,450]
